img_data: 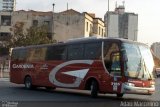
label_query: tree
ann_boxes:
[7,22,56,48]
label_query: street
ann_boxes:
[0,78,160,107]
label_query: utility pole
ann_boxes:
[107,0,110,37]
[52,3,55,41]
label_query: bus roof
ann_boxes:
[12,37,148,50]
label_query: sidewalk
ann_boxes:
[0,78,9,81]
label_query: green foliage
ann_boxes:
[7,22,56,48]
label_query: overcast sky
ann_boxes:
[16,0,160,45]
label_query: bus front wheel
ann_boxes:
[90,80,98,98]
[24,76,33,89]
[117,93,123,98]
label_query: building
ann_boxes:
[104,5,138,41]
[53,9,105,42]
[12,10,53,39]
[0,10,54,46]
[0,9,105,44]
[151,42,160,60]
[0,11,12,46]
[0,0,16,11]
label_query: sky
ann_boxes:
[16,0,160,45]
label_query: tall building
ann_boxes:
[151,42,160,60]
[0,0,16,11]
[104,5,138,41]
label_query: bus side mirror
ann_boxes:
[123,54,128,62]
[155,68,160,77]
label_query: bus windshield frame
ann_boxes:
[122,42,155,80]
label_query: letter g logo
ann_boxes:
[49,60,93,88]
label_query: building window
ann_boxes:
[0,33,11,40]
[44,21,50,26]
[1,16,11,26]
[32,20,38,26]
[86,22,88,32]
[90,24,92,34]
[102,29,104,36]
[99,27,101,35]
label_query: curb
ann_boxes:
[0,78,9,81]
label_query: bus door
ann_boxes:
[109,52,123,93]
[103,42,123,93]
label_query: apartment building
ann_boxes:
[0,9,105,44]
[0,11,12,46]
[0,0,15,11]
[104,5,138,41]
[12,10,53,39]
[53,9,105,42]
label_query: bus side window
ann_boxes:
[67,44,84,60]
[84,43,101,60]
[12,50,19,61]
[46,45,67,60]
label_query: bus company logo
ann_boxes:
[12,64,34,69]
[40,64,48,70]
[49,60,93,88]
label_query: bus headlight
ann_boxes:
[125,82,135,87]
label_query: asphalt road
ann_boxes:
[0,78,160,107]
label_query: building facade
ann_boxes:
[12,10,53,39]
[0,10,54,47]
[0,0,16,11]
[0,9,105,44]
[53,9,105,42]
[151,42,160,60]
[104,5,138,41]
[0,11,12,46]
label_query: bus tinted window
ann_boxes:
[84,43,101,59]
[27,47,47,61]
[19,49,27,61]
[12,49,19,60]
[68,44,84,60]
[46,45,67,60]
[12,49,27,61]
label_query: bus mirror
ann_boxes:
[123,54,128,62]
[155,68,160,77]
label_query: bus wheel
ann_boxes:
[45,87,56,90]
[24,76,33,89]
[117,93,123,98]
[90,80,98,98]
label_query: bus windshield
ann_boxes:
[122,43,155,80]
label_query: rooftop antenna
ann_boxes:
[67,2,68,10]
[52,3,55,12]
[122,1,125,7]
[115,1,117,8]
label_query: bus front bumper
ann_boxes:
[122,83,155,95]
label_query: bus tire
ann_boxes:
[24,76,33,89]
[117,93,123,98]
[45,87,56,90]
[90,80,98,98]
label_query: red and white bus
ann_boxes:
[10,38,155,97]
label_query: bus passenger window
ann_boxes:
[68,44,84,60]
[84,43,101,59]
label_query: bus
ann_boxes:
[10,37,155,98]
